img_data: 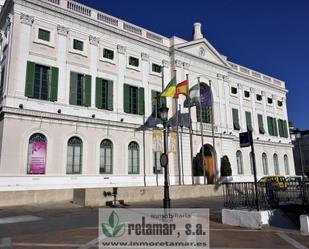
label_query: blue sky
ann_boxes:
[76,0,309,130]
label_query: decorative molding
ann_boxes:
[89,35,99,46]
[237,83,242,90]
[57,25,69,36]
[20,13,34,26]
[250,87,255,93]
[162,60,169,68]
[141,53,149,62]
[183,62,190,69]
[223,75,229,81]
[261,91,266,96]
[217,73,223,80]
[175,59,183,68]
[117,45,126,54]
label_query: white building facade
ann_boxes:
[0,0,294,191]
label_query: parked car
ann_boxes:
[258,176,288,189]
[286,175,308,183]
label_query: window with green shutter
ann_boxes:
[267,116,274,136]
[25,61,58,102]
[151,90,166,118]
[232,108,240,130]
[69,72,91,107]
[283,120,289,138]
[273,118,278,136]
[257,114,265,134]
[278,119,289,138]
[0,65,5,95]
[196,106,211,123]
[103,49,114,60]
[152,64,162,73]
[129,56,139,67]
[123,84,144,115]
[38,28,50,42]
[245,111,253,131]
[73,39,84,51]
[96,78,113,111]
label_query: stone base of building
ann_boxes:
[73,185,223,207]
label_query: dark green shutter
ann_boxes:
[123,84,130,113]
[232,109,240,130]
[107,80,113,111]
[283,120,288,138]
[69,72,77,105]
[273,118,278,136]
[245,112,253,131]
[84,75,91,107]
[267,116,273,136]
[96,77,102,109]
[258,114,265,134]
[25,61,35,97]
[50,67,58,101]
[278,119,283,137]
[138,87,145,115]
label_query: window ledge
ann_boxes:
[69,50,88,58]
[150,72,162,77]
[33,39,55,48]
[126,65,140,72]
[100,57,116,65]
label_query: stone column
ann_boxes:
[238,83,245,131]
[262,91,269,136]
[217,74,226,132]
[57,25,69,104]
[251,88,258,135]
[116,45,126,113]
[141,52,150,115]
[89,35,99,108]
[15,13,34,96]
[223,76,232,132]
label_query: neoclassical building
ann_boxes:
[0,0,294,191]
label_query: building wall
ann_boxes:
[0,0,295,190]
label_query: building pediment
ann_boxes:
[174,39,230,67]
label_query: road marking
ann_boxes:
[277,233,308,249]
[0,215,43,225]
[78,237,99,249]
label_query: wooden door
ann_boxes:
[204,153,215,184]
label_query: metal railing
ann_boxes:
[223,181,309,210]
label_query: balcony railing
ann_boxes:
[67,1,91,16]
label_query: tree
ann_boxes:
[221,155,232,176]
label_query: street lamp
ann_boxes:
[159,104,171,209]
[295,129,305,181]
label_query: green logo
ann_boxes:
[101,211,125,238]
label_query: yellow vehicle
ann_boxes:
[258,176,288,189]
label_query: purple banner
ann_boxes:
[28,142,46,174]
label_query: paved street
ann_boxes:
[0,197,308,249]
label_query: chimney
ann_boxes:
[193,22,203,40]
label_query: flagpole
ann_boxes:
[210,80,215,183]
[198,77,206,185]
[175,69,181,185]
[187,74,195,185]
[179,104,185,185]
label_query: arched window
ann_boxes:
[100,139,113,174]
[250,152,254,174]
[27,133,47,174]
[262,153,269,175]
[128,142,139,174]
[236,150,243,175]
[284,155,289,175]
[273,153,279,175]
[67,137,82,174]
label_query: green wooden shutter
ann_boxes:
[267,117,273,135]
[232,109,240,130]
[273,118,278,136]
[96,77,102,109]
[245,112,253,131]
[25,61,35,97]
[123,84,130,113]
[138,87,145,115]
[84,75,91,107]
[283,120,288,138]
[69,72,77,105]
[278,119,283,137]
[258,114,265,134]
[107,80,113,111]
[50,67,58,101]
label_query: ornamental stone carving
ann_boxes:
[57,25,69,36]
[117,45,126,54]
[141,53,149,62]
[175,59,183,68]
[217,73,223,80]
[89,35,99,46]
[223,75,229,81]
[162,60,169,68]
[250,87,255,93]
[20,13,34,26]
[183,62,190,69]
[237,83,242,90]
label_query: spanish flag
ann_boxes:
[161,77,188,98]
[174,80,189,98]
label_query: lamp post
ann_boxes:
[159,105,171,209]
[295,129,305,180]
